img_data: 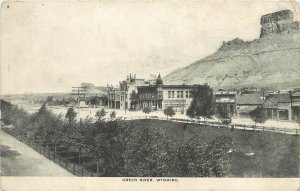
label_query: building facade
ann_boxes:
[214,90,237,116]
[107,87,123,109]
[136,74,163,110]
[162,85,196,112]
[236,93,264,116]
[291,89,300,121]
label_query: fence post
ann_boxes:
[81,168,84,176]
[262,126,264,132]
[244,124,246,130]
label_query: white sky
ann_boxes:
[1,0,299,94]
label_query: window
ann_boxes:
[121,96,124,101]
[186,91,189,98]
[168,91,171,98]
[177,91,183,98]
[172,91,175,98]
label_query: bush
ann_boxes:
[143,107,151,114]
[95,108,107,121]
[249,107,268,124]
[164,106,175,119]
[110,111,116,119]
[216,106,232,125]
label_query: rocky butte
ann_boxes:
[260,9,299,38]
[163,9,300,90]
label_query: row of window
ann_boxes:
[168,91,192,98]
[139,93,156,98]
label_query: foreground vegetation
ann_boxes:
[1,104,299,177]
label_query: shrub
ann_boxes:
[164,106,175,119]
[143,107,151,114]
[95,108,107,121]
[249,107,268,124]
[110,111,116,119]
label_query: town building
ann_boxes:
[236,93,264,116]
[291,89,300,121]
[263,93,292,120]
[107,86,123,109]
[162,84,197,112]
[119,74,147,111]
[136,74,163,110]
[263,97,278,119]
[214,90,237,116]
[136,74,198,112]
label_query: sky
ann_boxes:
[1,0,300,94]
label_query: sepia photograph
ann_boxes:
[0,0,300,190]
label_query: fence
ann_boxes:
[2,128,98,177]
[118,115,300,135]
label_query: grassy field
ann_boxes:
[128,119,300,177]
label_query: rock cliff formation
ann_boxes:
[163,10,300,90]
[260,10,299,38]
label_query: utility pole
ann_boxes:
[72,86,87,119]
[125,83,128,114]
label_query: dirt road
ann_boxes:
[0,128,74,176]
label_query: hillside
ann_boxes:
[163,10,300,90]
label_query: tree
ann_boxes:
[46,96,53,103]
[163,106,175,119]
[129,90,138,111]
[90,96,100,106]
[175,135,208,177]
[143,107,151,114]
[95,109,107,122]
[124,124,176,177]
[66,117,92,164]
[249,107,268,124]
[48,114,66,152]
[216,106,232,125]
[87,118,127,176]
[65,107,77,125]
[32,104,55,147]
[110,111,116,119]
[186,84,214,120]
[203,136,234,177]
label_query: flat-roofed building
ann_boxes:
[162,84,197,112]
[214,90,237,116]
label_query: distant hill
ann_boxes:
[163,10,300,90]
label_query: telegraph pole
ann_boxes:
[72,86,87,118]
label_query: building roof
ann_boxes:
[214,91,237,95]
[263,97,278,108]
[292,90,300,97]
[275,94,291,103]
[236,94,264,105]
[137,85,157,92]
[162,84,198,89]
